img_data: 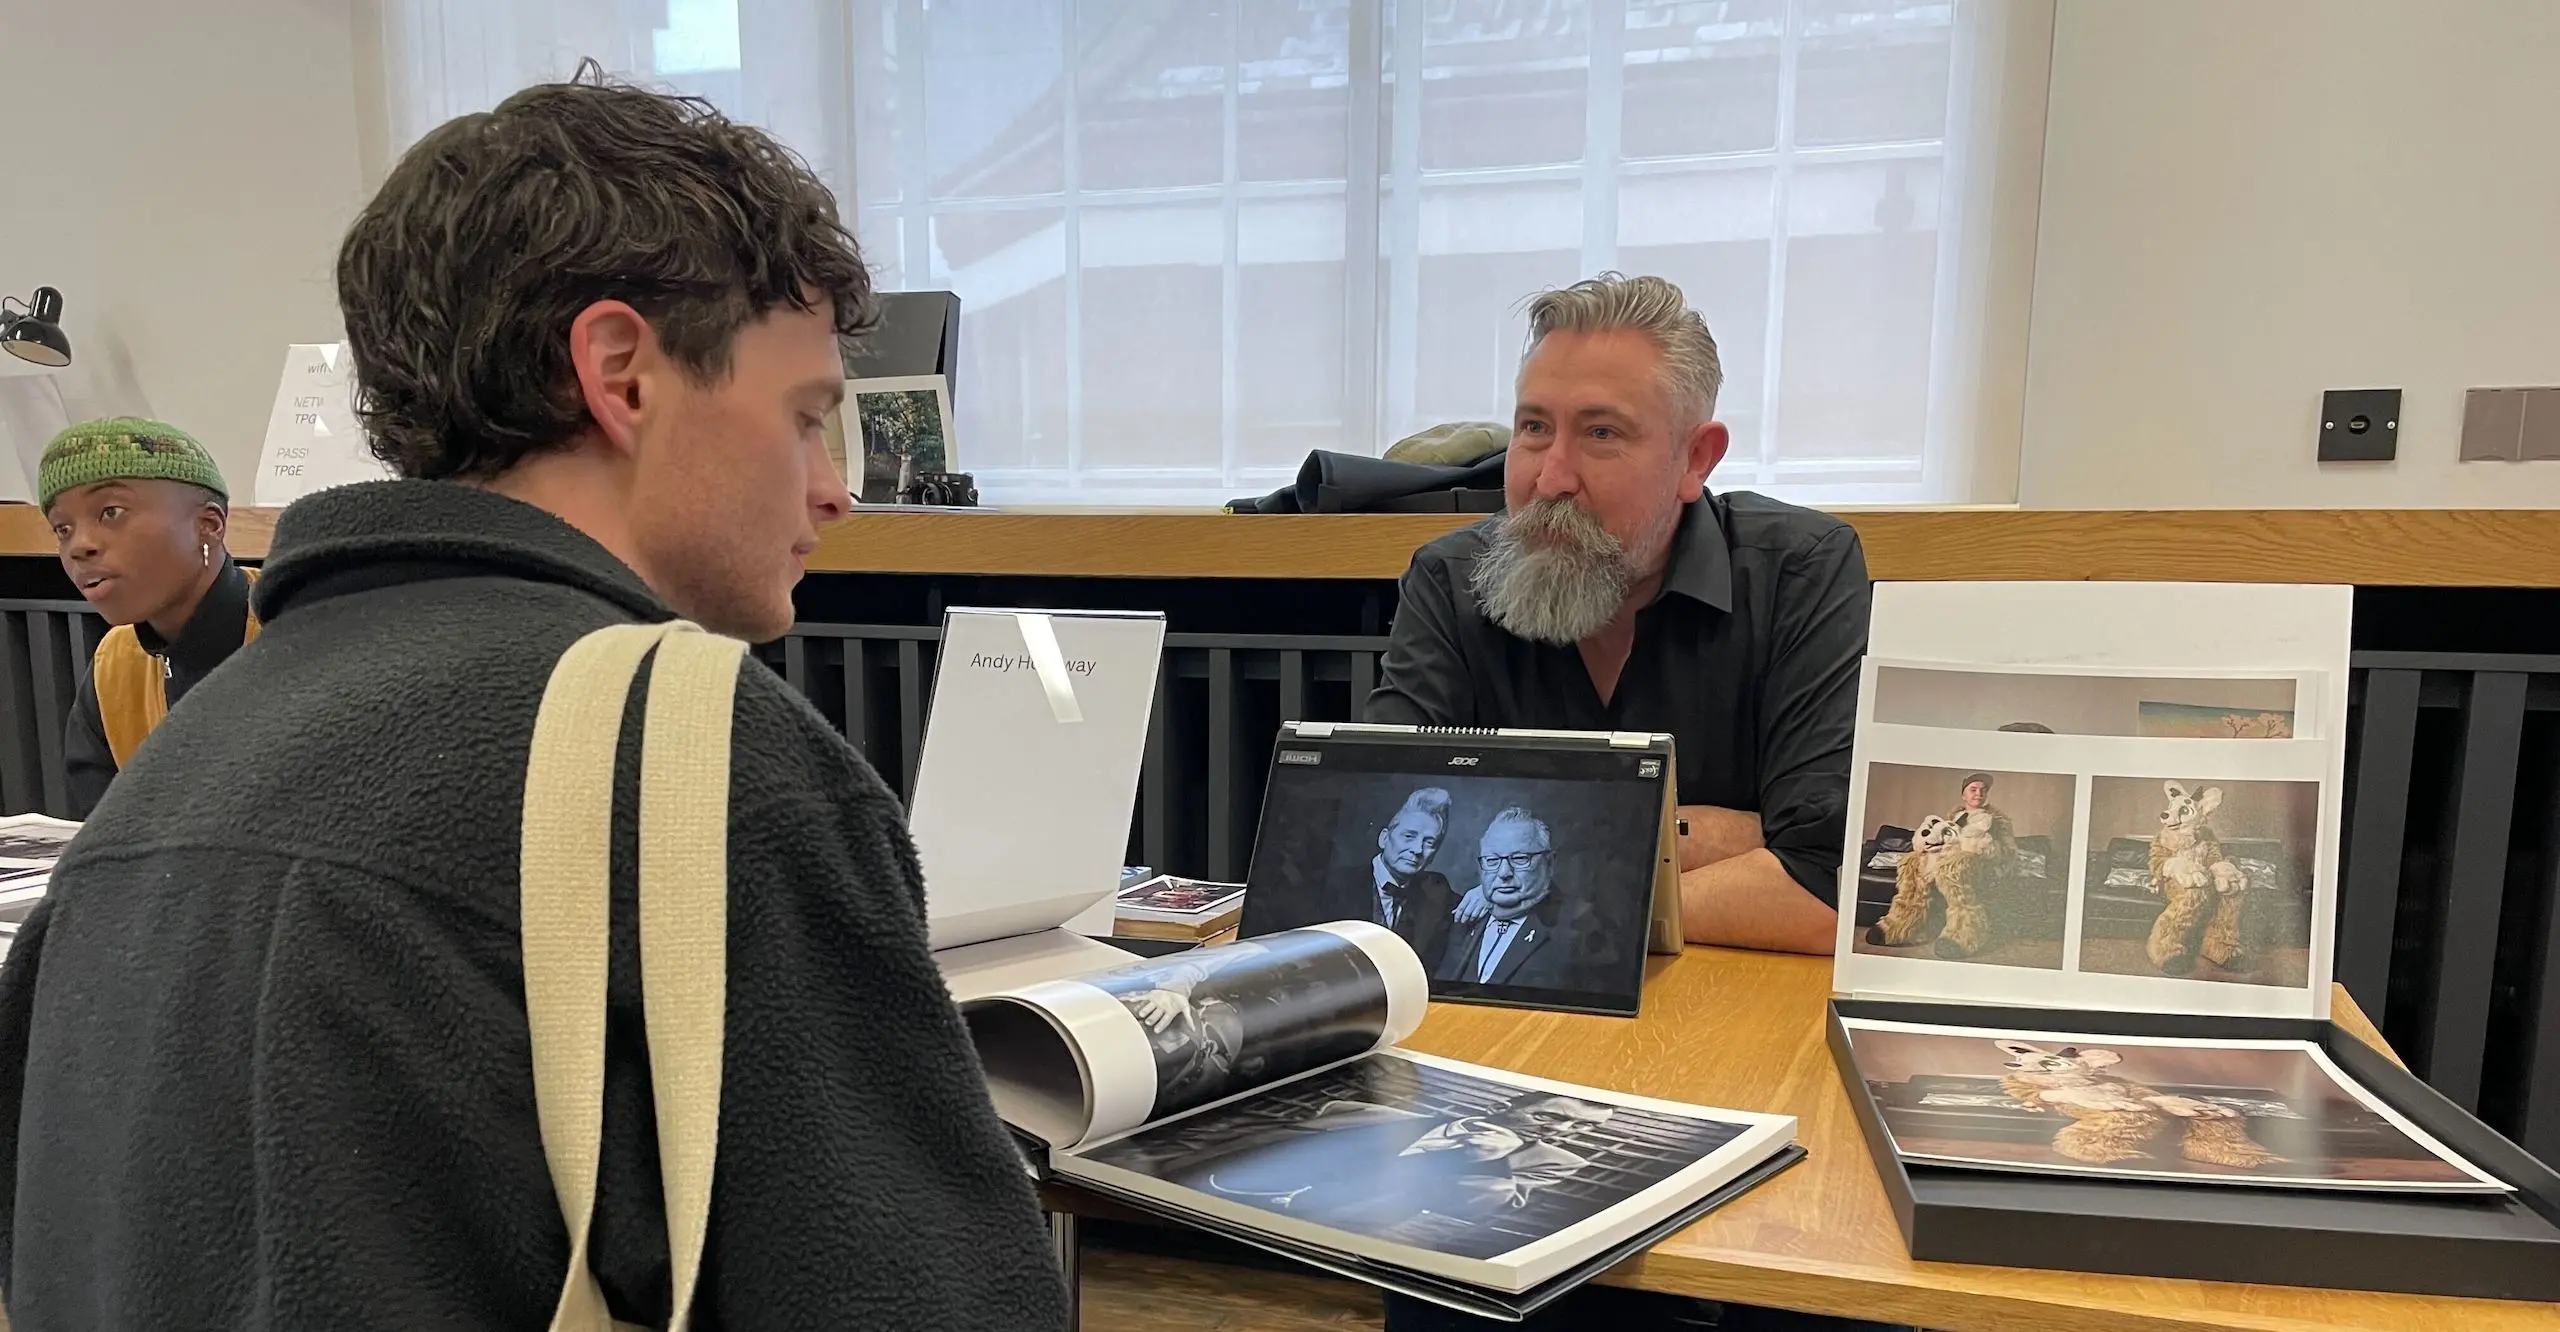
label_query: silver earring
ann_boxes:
[201,543,210,567]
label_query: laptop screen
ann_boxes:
[1239,729,1667,1017]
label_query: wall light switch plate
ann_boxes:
[2318,388,2400,462]
[2521,388,2560,461]
[2462,388,2528,462]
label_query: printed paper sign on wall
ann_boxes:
[255,344,391,505]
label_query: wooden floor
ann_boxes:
[1079,1243,1385,1330]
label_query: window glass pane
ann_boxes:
[1622,0,1783,158]
[1239,199,1348,469]
[1239,0,1351,182]
[1774,159,1941,464]
[379,0,2009,507]
[926,0,1066,198]
[1415,0,1589,172]
[1409,183,1581,437]
[1078,1,1229,191]
[1619,169,1774,470]
[933,210,1069,472]
[1796,0,1954,147]
[850,1,906,205]
[1080,206,1224,469]
[857,209,909,292]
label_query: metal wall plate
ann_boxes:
[2461,388,2528,462]
[2319,388,2401,462]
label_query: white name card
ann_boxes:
[910,608,1168,951]
[254,343,390,505]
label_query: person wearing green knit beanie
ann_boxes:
[37,416,258,818]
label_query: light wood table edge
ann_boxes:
[10,504,2560,586]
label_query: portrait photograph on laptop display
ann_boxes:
[1239,725,1674,1017]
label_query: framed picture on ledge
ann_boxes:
[834,373,956,505]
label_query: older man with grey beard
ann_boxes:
[1366,278,1890,1332]
[1370,273,1870,959]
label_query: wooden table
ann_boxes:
[1049,947,2560,1332]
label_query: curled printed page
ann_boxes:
[961,922,1431,1149]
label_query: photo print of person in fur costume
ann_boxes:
[1840,1019,2508,1192]
[1853,764,2072,970]
[2079,777,2318,988]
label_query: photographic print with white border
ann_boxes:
[1836,659,2341,1020]
[2079,776,2319,989]
[1851,762,2075,970]
[842,373,956,503]
[1840,1017,2508,1193]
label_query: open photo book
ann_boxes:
[960,921,1801,1318]
[0,813,77,961]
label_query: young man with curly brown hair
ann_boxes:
[0,69,1068,1330]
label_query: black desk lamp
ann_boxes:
[0,287,71,367]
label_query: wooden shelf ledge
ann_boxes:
[4,503,2556,586]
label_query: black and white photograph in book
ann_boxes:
[1855,764,2073,969]
[1083,928,1389,1124]
[0,833,69,863]
[1083,1052,1752,1261]
[1243,759,1661,1010]
[2079,778,2317,987]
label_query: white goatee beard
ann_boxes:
[1468,498,1634,646]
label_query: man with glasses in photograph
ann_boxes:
[1435,808,1577,990]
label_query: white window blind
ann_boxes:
[377,0,2042,508]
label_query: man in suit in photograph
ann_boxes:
[1169,1091,1613,1237]
[1435,808,1580,989]
[1322,786,1459,964]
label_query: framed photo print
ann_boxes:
[838,374,956,505]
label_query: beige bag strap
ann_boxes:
[522,620,747,1332]
[636,629,745,1325]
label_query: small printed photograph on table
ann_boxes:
[1871,664,2300,739]
[1245,766,1660,1012]
[1082,1051,1755,1259]
[1854,763,2073,968]
[1841,1019,2507,1191]
[2081,777,2317,986]
[837,374,954,505]
[1082,928,1388,1123]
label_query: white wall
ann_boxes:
[0,0,367,491]
[2017,0,2560,509]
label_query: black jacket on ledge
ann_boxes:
[0,481,1068,1330]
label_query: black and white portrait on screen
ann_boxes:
[1247,765,1660,1007]
[1308,785,1459,965]
[1436,807,1576,987]
[1084,1052,1749,1260]
[1083,927,1389,1123]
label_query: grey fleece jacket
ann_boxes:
[0,479,1067,1330]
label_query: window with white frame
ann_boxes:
[377,0,2039,508]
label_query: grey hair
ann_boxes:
[1483,806,1552,850]
[1520,272,1723,425]
[1392,786,1453,831]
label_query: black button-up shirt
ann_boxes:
[1366,492,1871,904]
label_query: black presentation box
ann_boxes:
[1825,998,2560,1301]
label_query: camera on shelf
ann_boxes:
[899,471,979,508]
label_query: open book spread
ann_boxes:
[961,922,1799,1307]
[0,813,75,959]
